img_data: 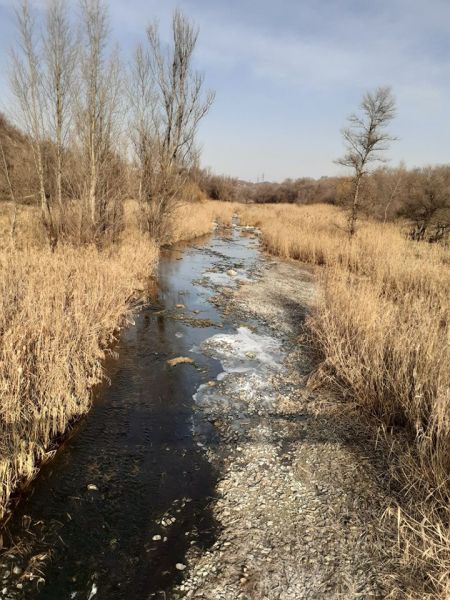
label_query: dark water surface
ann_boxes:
[1,227,260,599]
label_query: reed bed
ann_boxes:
[0,198,234,521]
[167,200,237,244]
[0,234,158,521]
[237,202,450,598]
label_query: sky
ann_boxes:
[0,0,449,181]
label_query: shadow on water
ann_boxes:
[1,227,261,599]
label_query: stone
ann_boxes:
[167,356,194,367]
[176,563,187,571]
[152,535,161,541]
[87,484,98,491]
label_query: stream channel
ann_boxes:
[0,223,263,599]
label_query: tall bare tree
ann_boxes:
[129,9,214,240]
[77,0,123,240]
[147,10,215,169]
[337,86,396,236]
[43,0,77,215]
[10,0,50,234]
[128,42,157,208]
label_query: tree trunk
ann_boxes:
[348,173,362,237]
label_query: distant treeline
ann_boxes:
[197,166,450,241]
[2,110,449,243]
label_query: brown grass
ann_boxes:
[122,197,237,246]
[0,231,158,521]
[237,202,450,598]
[168,200,237,244]
[0,197,234,521]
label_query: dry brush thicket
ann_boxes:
[237,202,450,598]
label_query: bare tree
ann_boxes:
[129,9,214,240]
[10,0,50,235]
[147,10,215,168]
[76,0,124,241]
[43,0,77,215]
[128,42,157,208]
[0,138,19,243]
[402,166,450,242]
[337,86,396,236]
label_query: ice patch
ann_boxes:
[202,327,283,375]
[192,327,284,414]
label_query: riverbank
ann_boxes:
[0,217,259,598]
[235,202,450,599]
[0,200,234,524]
[0,233,158,524]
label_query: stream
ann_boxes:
[0,224,262,599]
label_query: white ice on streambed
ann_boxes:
[193,327,284,412]
[202,327,283,375]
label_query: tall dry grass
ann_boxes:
[167,200,237,244]
[0,198,233,521]
[238,202,450,598]
[124,197,237,245]
[0,205,157,521]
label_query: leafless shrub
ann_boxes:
[400,167,450,243]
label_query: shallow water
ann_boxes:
[0,226,260,599]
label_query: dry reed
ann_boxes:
[0,204,159,521]
[0,198,233,521]
[167,200,237,244]
[237,202,450,598]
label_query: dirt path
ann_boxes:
[179,255,404,599]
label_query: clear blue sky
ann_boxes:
[1,0,449,181]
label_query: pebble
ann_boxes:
[87,484,98,491]
[175,563,187,571]
[152,535,161,541]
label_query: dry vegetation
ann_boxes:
[168,200,236,244]
[1,1,449,596]
[237,202,450,598]
[0,197,230,523]
[0,206,157,521]
[200,165,450,243]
